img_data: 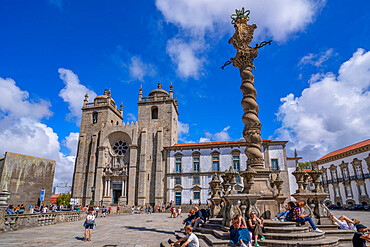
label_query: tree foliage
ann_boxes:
[54,193,71,206]
[298,161,314,169]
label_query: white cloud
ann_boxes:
[200,126,231,142]
[58,68,97,124]
[156,0,325,78]
[128,56,156,82]
[0,77,52,120]
[275,48,370,160]
[63,132,79,157]
[199,137,211,143]
[299,48,334,67]
[178,121,189,136]
[126,113,137,122]
[166,39,206,79]
[0,76,76,185]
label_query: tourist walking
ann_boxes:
[131,206,135,214]
[248,211,265,247]
[352,224,370,247]
[108,206,111,215]
[116,206,120,214]
[178,206,182,217]
[291,201,323,233]
[83,205,96,242]
[29,204,34,214]
[170,225,199,247]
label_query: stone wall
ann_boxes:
[1,211,86,232]
[0,152,55,207]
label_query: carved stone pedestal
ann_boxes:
[210,198,222,218]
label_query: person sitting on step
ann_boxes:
[191,206,204,231]
[292,201,323,233]
[352,224,370,247]
[272,202,295,222]
[183,209,195,226]
[170,225,199,247]
[329,211,359,230]
[230,215,252,247]
[248,211,265,247]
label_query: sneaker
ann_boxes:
[240,243,247,247]
[280,218,285,222]
[255,242,260,247]
[314,228,323,233]
[248,243,252,247]
[261,236,265,241]
[272,218,277,221]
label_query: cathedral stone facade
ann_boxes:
[72,83,178,207]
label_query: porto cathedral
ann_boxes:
[72,83,291,207]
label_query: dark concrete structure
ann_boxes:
[0,152,55,207]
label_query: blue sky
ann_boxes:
[1,0,369,184]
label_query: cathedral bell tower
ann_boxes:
[134,83,178,206]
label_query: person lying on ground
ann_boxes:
[329,211,359,230]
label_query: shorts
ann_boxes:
[85,224,94,229]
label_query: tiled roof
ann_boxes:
[167,140,288,149]
[317,139,370,161]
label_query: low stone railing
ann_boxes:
[2,211,86,232]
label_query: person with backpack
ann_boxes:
[84,205,96,242]
[292,201,323,233]
[200,208,209,222]
[274,202,295,222]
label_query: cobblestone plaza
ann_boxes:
[0,210,369,246]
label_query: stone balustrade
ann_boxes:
[2,211,86,232]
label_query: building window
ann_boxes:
[355,166,362,178]
[342,168,348,179]
[193,157,200,172]
[92,112,98,124]
[175,157,182,173]
[345,186,352,197]
[193,176,200,185]
[236,176,241,183]
[193,191,200,200]
[175,177,181,185]
[212,155,220,172]
[334,187,340,197]
[151,107,158,119]
[112,140,128,156]
[271,159,279,171]
[331,171,337,180]
[359,185,366,196]
[233,155,240,171]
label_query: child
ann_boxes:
[170,225,199,247]
[352,224,370,247]
[230,215,251,247]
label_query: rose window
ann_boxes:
[113,140,128,155]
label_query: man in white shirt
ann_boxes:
[170,225,199,247]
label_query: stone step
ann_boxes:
[317,224,340,230]
[264,231,325,241]
[203,223,229,232]
[195,232,231,246]
[324,229,355,236]
[208,218,223,224]
[259,236,339,247]
[197,227,230,239]
[264,226,309,233]
[263,220,297,227]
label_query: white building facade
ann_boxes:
[164,140,290,205]
[317,139,370,207]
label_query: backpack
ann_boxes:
[86,214,95,224]
[200,209,209,220]
[287,207,298,221]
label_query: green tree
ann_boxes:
[298,161,314,169]
[54,193,71,206]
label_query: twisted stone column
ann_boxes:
[229,16,264,169]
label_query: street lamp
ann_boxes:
[90,186,95,205]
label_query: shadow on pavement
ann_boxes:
[122,226,174,235]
